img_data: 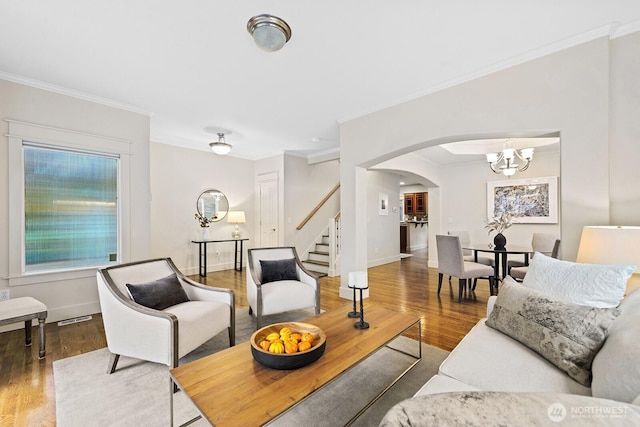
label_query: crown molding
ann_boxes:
[0,71,152,117]
[611,20,640,38]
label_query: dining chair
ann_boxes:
[507,233,559,274]
[436,235,496,302]
[447,230,494,265]
[510,239,561,281]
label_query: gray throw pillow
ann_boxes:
[260,258,298,284]
[125,273,190,310]
[486,281,620,387]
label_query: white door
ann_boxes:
[258,175,278,247]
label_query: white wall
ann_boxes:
[340,37,615,291]
[150,142,254,275]
[0,79,150,326]
[610,31,640,224]
[366,171,401,267]
[283,155,340,256]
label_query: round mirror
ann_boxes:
[196,189,229,223]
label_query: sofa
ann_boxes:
[381,253,640,425]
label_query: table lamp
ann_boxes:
[576,226,640,294]
[227,211,246,239]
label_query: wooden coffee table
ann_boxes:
[170,305,421,426]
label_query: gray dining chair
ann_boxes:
[510,239,561,281]
[436,235,497,302]
[447,230,494,266]
[507,233,559,274]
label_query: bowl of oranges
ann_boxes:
[250,322,327,370]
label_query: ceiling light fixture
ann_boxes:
[486,140,534,177]
[209,133,232,155]
[247,14,292,52]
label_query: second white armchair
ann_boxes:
[247,247,320,329]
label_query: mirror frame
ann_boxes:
[196,189,229,222]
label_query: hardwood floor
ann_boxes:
[0,248,492,426]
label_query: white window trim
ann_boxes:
[5,119,133,286]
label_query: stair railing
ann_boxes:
[296,183,340,230]
[328,212,341,276]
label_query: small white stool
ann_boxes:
[0,297,47,358]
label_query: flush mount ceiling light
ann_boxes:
[486,140,534,177]
[247,14,292,52]
[209,133,232,155]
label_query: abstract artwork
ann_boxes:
[487,176,558,224]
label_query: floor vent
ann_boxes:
[58,315,93,326]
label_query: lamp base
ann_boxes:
[231,225,241,239]
[354,320,370,329]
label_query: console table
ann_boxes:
[191,238,248,277]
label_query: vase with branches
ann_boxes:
[485,212,514,249]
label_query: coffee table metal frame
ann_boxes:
[169,306,421,427]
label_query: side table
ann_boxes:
[191,238,249,277]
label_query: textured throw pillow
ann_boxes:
[591,287,640,403]
[486,281,620,387]
[522,252,635,308]
[125,273,190,310]
[260,258,298,284]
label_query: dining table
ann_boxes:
[463,244,533,281]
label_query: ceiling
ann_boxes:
[1,2,640,161]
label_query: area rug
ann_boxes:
[54,308,449,426]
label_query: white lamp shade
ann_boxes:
[226,211,246,224]
[486,153,499,163]
[348,271,368,289]
[576,226,640,267]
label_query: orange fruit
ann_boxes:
[284,340,298,354]
[298,341,311,352]
[290,333,302,342]
[258,340,270,351]
[301,332,314,343]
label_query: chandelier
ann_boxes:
[209,133,232,155]
[486,140,534,177]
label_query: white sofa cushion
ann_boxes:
[164,300,230,357]
[260,280,317,316]
[438,319,591,395]
[591,288,640,403]
[486,280,620,387]
[522,252,634,308]
[414,374,481,396]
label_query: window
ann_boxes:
[8,119,132,285]
[23,144,119,272]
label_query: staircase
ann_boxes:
[302,234,330,277]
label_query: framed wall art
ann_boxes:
[379,193,389,215]
[487,176,558,223]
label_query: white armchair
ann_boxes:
[247,247,320,329]
[96,258,235,373]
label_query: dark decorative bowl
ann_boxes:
[250,322,327,370]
